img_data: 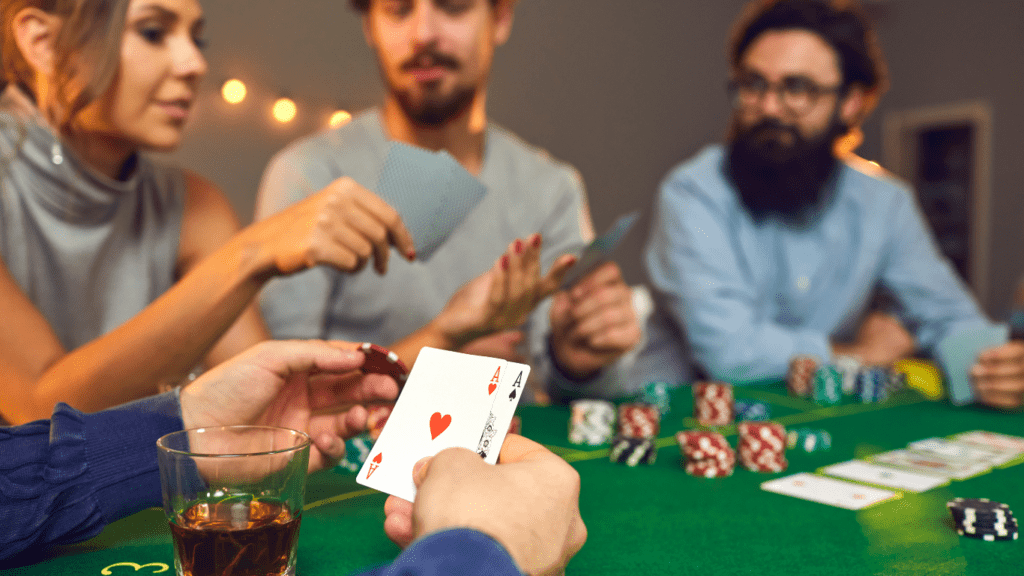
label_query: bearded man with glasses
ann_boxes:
[639,0,1022,409]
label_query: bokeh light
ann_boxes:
[221,79,246,104]
[272,98,298,123]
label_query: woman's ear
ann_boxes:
[12,7,61,79]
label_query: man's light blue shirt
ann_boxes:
[644,145,989,383]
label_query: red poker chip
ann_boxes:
[741,460,788,473]
[693,382,735,402]
[685,460,735,478]
[359,342,408,382]
[738,422,786,443]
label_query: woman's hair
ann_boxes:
[1,0,130,131]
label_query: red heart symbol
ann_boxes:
[488,383,497,395]
[373,452,383,464]
[429,412,452,440]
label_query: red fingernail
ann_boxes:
[532,234,541,248]
[407,250,416,260]
[501,255,509,270]
[514,240,523,254]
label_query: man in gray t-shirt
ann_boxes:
[256,0,641,400]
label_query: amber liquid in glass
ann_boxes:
[169,499,301,576]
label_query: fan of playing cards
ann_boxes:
[357,348,529,501]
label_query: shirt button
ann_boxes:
[796,276,810,292]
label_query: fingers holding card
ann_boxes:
[357,348,528,501]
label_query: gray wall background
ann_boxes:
[166,0,1023,318]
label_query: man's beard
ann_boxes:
[726,115,847,223]
[390,46,476,128]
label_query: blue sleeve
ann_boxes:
[0,392,183,562]
[355,529,522,576]
[879,189,989,352]
[644,168,831,383]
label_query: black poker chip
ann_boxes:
[947,498,1011,513]
[957,528,1019,542]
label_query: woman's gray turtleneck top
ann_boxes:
[0,86,186,351]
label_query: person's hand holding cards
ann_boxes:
[549,260,641,380]
[427,233,576,351]
[382,434,587,576]
[244,175,415,277]
[971,340,1024,409]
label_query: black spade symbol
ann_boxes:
[509,388,517,400]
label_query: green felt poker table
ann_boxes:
[7,383,1024,576]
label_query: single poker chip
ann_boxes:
[947,498,1011,514]
[957,528,1019,542]
[684,459,734,478]
[359,342,408,381]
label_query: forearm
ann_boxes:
[0,393,182,562]
[26,237,267,421]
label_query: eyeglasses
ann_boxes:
[728,73,842,117]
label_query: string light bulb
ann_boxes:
[328,110,352,128]
[221,79,246,104]
[272,97,297,123]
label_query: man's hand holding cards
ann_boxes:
[357,347,530,501]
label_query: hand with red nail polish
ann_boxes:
[423,234,576,352]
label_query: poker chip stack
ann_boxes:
[677,431,736,478]
[617,403,661,438]
[785,427,832,453]
[609,436,657,467]
[335,432,374,473]
[947,498,1019,541]
[692,382,734,426]
[856,367,890,403]
[366,405,392,441]
[787,355,819,397]
[568,399,616,445]
[812,366,843,406]
[734,400,771,421]
[640,381,673,415]
[737,422,788,473]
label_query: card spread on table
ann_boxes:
[907,437,1020,466]
[869,449,991,480]
[558,210,640,289]
[934,323,1008,405]
[821,460,949,492]
[376,142,487,261]
[761,473,898,510]
[357,347,527,501]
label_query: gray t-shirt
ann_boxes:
[256,109,633,399]
[0,86,185,351]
